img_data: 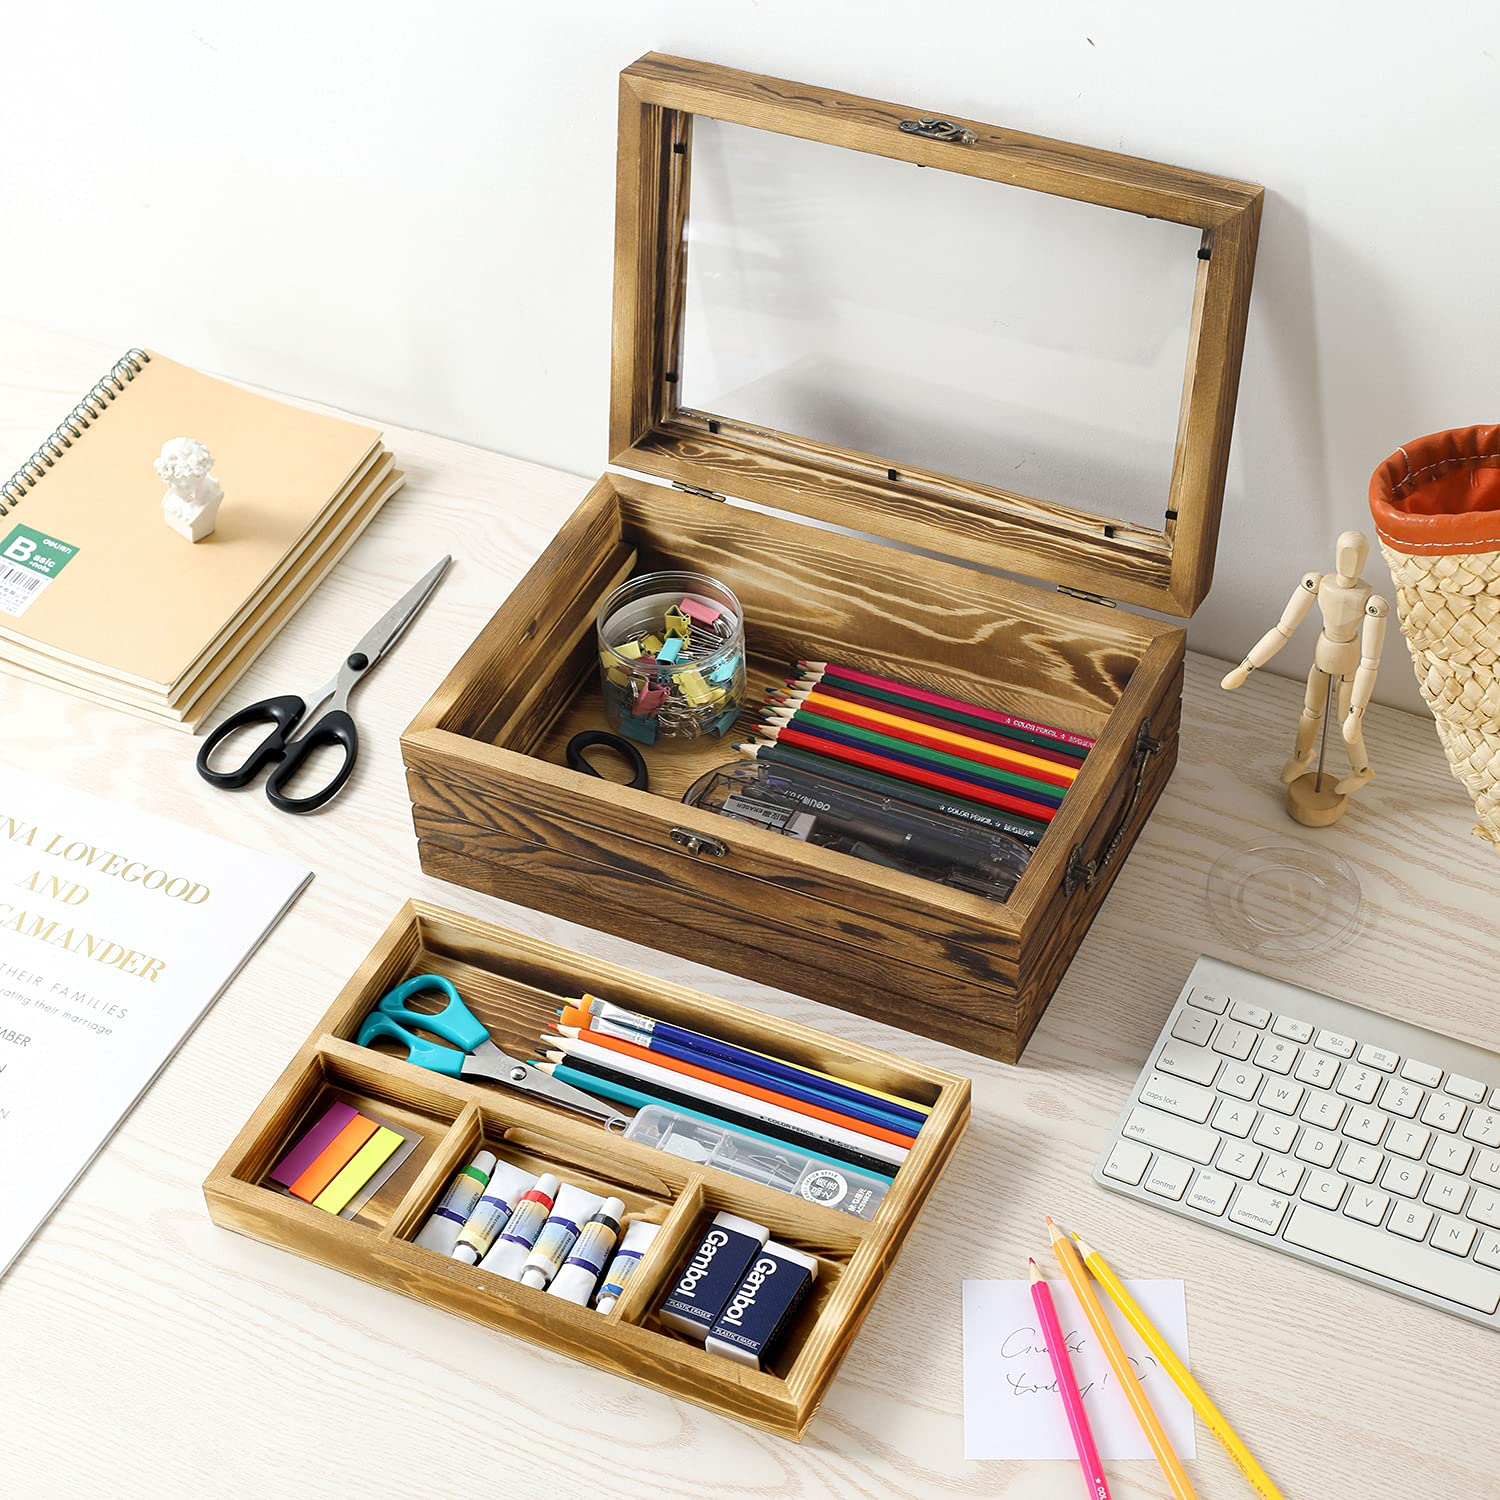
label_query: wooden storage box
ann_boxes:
[402,55,1262,1063]
[204,901,969,1440]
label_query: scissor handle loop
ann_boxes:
[196,694,306,789]
[371,973,491,1052]
[265,708,359,814]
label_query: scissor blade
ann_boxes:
[350,556,452,668]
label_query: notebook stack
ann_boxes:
[0,349,405,730]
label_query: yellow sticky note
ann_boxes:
[313,1126,403,1214]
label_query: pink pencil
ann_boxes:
[1029,1257,1113,1500]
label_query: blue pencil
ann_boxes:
[570,999,930,1132]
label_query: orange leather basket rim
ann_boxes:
[1370,424,1500,556]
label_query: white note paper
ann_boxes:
[962,1277,1196,1461]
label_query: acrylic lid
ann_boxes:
[610,55,1262,617]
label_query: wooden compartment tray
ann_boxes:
[203,901,970,1440]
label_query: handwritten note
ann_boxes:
[962,1278,1195,1461]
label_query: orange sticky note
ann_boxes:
[289,1114,378,1202]
[313,1127,403,1215]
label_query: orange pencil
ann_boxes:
[1046,1215,1197,1500]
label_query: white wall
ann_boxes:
[5,1,1496,713]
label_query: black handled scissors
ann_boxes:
[195,556,450,813]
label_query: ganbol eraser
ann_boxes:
[705,1241,818,1368]
[659,1211,768,1341]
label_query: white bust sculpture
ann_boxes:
[155,437,224,542]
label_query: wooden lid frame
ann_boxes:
[611,54,1263,617]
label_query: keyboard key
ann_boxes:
[1102,1139,1151,1186]
[1429,1137,1473,1175]
[1336,1067,1383,1104]
[1259,1079,1304,1116]
[1255,1037,1298,1075]
[1381,1160,1425,1199]
[1295,1052,1339,1090]
[1212,1021,1257,1061]
[1337,1143,1383,1184]
[1300,1169,1346,1211]
[1252,1116,1297,1155]
[1463,1109,1500,1149]
[1390,1203,1434,1242]
[1401,1059,1443,1088]
[1122,1106,1219,1164]
[1301,1093,1346,1131]
[1219,1142,1262,1180]
[1272,1015,1315,1043]
[1286,1204,1500,1313]
[1230,1001,1271,1029]
[1228,1184,1290,1235]
[1315,1030,1356,1059]
[1156,1040,1220,1088]
[1345,1188,1390,1226]
[1420,1095,1465,1133]
[1344,1107,1388,1146]
[1295,1128,1340,1168]
[1139,1072,1215,1124]
[1447,1074,1487,1104]
[1212,1099,1255,1138]
[1186,1169,1233,1215]
[1171,1009,1216,1046]
[1386,1122,1432,1161]
[1476,1230,1500,1270]
[1218,1063,1263,1101]
[1358,1044,1400,1073]
[1492,1088,1500,1111]
[1187,988,1228,1014]
[1380,1079,1424,1118]
[1433,1216,1477,1257]
[1470,1188,1500,1229]
[1144,1154,1194,1201]
[1472,1150,1500,1190]
[1259,1154,1304,1195]
[1422,1172,1470,1215]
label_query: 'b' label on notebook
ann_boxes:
[0,525,79,617]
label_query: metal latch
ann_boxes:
[670,827,729,858]
[671,481,727,502]
[1057,584,1117,609]
[898,117,978,144]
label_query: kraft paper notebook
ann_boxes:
[0,349,405,727]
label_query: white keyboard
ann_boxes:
[1096,957,1500,1328]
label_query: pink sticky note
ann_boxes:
[270,1102,358,1186]
[680,597,722,624]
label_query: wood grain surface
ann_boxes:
[4,323,1500,1498]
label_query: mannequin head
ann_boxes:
[1335,530,1369,583]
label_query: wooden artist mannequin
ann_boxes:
[1221,529,1388,825]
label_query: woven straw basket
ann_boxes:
[1370,424,1500,846]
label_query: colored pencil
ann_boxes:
[1046,1216,1197,1500]
[554,1021,921,1137]
[1073,1231,1283,1500]
[737,741,1048,847]
[535,1057,897,1180]
[745,724,1060,821]
[769,690,1080,784]
[1029,1258,1113,1500]
[780,678,1084,768]
[761,707,1072,798]
[795,661,1094,756]
[564,997,930,1127]
[544,1037,909,1167]
[544,1029,914,1151]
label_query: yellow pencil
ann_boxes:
[1073,1230,1284,1500]
[1046,1216,1198,1500]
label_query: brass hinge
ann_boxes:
[671,481,727,502]
[1057,584,1117,609]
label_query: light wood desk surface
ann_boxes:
[4,325,1499,1499]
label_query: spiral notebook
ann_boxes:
[0,350,404,729]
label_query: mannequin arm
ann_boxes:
[1221,573,1321,690]
[1343,596,1389,733]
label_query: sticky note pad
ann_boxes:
[270,1101,358,1187]
[312,1126,404,1214]
[289,1115,379,1202]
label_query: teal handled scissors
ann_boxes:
[357,974,632,1132]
